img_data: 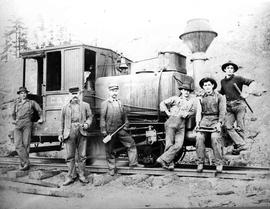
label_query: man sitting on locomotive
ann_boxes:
[58,87,93,186]
[157,82,196,170]
[196,77,226,173]
[100,83,144,176]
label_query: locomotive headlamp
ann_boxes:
[146,126,157,144]
[179,18,217,53]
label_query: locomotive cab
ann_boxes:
[19,44,131,153]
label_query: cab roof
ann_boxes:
[20,44,132,62]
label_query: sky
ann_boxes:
[0,0,268,60]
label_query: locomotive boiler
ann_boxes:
[18,44,197,165]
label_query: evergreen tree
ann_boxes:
[1,18,29,61]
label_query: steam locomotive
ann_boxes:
[19,44,197,165]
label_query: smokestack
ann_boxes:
[180,18,217,91]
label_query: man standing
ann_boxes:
[12,87,43,171]
[220,61,255,154]
[157,83,195,170]
[100,83,143,176]
[59,87,93,186]
[196,77,226,173]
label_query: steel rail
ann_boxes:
[1,156,269,171]
[0,156,269,181]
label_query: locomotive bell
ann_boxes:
[119,57,128,70]
[179,18,217,53]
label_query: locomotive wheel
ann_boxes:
[138,140,165,166]
[150,140,165,162]
[139,142,187,166]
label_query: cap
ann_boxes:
[108,83,119,90]
[17,86,29,94]
[69,87,80,94]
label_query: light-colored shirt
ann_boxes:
[160,95,195,117]
[70,103,80,123]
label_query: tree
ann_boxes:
[32,23,73,49]
[1,18,29,61]
[1,17,75,61]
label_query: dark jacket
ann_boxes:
[220,75,254,102]
[100,98,128,134]
[12,99,42,127]
[60,101,93,139]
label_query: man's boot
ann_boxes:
[168,162,174,171]
[63,177,74,186]
[108,168,117,176]
[130,163,144,168]
[216,164,223,173]
[156,158,169,169]
[78,175,89,184]
[19,162,24,170]
[78,162,88,183]
[197,164,204,173]
[20,162,30,171]
[236,144,248,152]
[232,144,248,155]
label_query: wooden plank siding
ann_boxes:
[63,47,82,90]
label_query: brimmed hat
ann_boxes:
[69,87,80,94]
[17,86,29,94]
[221,61,239,72]
[178,83,193,92]
[108,83,119,90]
[199,77,217,89]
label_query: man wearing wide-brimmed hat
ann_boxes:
[196,77,226,173]
[220,61,255,154]
[12,87,43,171]
[157,82,196,170]
[100,83,144,176]
[58,87,93,186]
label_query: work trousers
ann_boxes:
[196,131,223,165]
[64,123,87,179]
[105,129,138,171]
[225,100,246,146]
[14,122,32,166]
[160,116,185,164]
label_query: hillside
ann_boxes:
[0,3,269,166]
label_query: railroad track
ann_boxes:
[0,156,269,180]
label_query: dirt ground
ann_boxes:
[0,167,270,209]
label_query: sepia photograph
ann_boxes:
[0,0,269,208]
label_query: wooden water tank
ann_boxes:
[131,52,187,74]
[158,52,186,73]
